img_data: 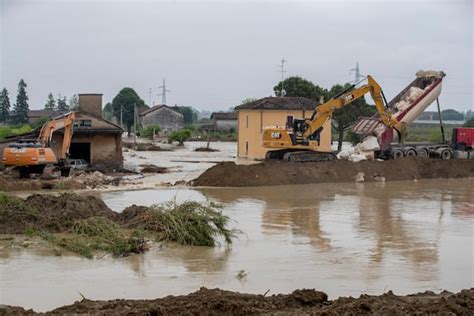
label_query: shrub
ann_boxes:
[168,129,192,146]
[141,124,161,138]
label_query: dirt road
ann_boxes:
[192,158,474,187]
[2,287,472,315]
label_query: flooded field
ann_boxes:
[1,178,472,312]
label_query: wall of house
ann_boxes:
[51,133,123,171]
[215,120,237,131]
[141,107,184,133]
[237,109,332,159]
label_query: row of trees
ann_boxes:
[0,79,82,125]
[0,79,30,125]
[44,93,79,111]
[273,76,375,151]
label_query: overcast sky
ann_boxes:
[1,0,472,112]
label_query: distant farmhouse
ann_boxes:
[139,105,184,134]
[210,112,237,131]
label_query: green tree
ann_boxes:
[176,106,198,125]
[273,76,327,101]
[44,93,56,111]
[463,117,474,127]
[168,129,191,146]
[103,102,114,121]
[13,79,29,124]
[32,116,50,129]
[112,87,145,135]
[69,94,79,110]
[0,88,11,123]
[56,96,69,111]
[240,97,258,105]
[440,109,464,121]
[328,83,376,152]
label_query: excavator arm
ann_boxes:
[38,111,76,160]
[302,75,401,139]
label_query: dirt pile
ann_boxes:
[192,159,474,187]
[139,164,168,173]
[195,146,219,152]
[2,287,472,315]
[0,193,117,234]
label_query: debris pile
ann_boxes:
[337,136,380,162]
[72,171,117,188]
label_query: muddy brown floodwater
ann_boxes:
[0,178,473,312]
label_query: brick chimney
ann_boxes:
[78,94,103,118]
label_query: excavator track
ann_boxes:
[265,150,336,162]
[283,151,336,163]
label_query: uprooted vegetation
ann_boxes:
[0,193,237,258]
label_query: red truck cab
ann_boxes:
[452,128,474,151]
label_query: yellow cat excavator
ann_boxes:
[262,75,402,162]
[2,111,76,178]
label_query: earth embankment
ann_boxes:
[192,159,474,187]
[2,287,472,315]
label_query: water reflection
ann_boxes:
[199,179,473,274]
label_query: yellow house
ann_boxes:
[236,97,332,159]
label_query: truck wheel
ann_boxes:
[416,148,429,159]
[391,149,404,159]
[441,149,452,160]
[405,149,417,157]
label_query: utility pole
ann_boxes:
[279,59,287,81]
[120,104,123,130]
[133,103,137,143]
[278,59,287,96]
[158,78,171,105]
[148,88,152,107]
[350,61,364,86]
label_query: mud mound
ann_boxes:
[195,147,219,152]
[193,159,474,187]
[0,175,85,191]
[0,193,116,234]
[139,164,168,173]
[2,288,472,315]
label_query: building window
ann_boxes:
[245,141,249,156]
[74,120,92,128]
[246,115,249,128]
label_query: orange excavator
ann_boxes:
[2,112,76,178]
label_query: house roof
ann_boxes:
[210,112,237,120]
[235,97,317,111]
[74,112,122,133]
[28,110,65,118]
[139,104,183,116]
